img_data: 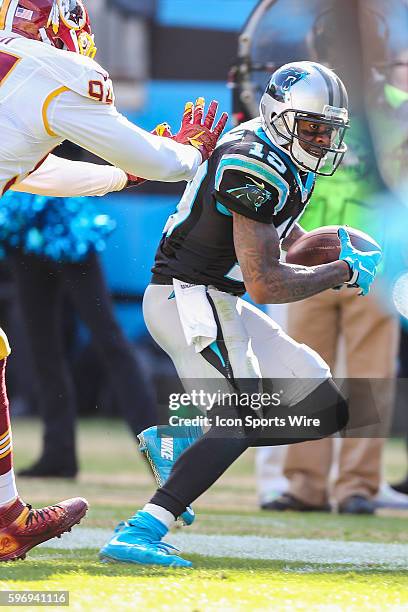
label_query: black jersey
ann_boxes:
[152,118,316,295]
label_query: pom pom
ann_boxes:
[0,192,116,262]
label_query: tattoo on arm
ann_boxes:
[233,213,349,304]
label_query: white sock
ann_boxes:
[143,503,175,529]
[0,469,17,508]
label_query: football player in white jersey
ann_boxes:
[0,0,227,562]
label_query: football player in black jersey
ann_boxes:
[100,62,382,567]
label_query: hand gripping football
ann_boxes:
[285,225,380,266]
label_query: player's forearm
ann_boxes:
[83,113,202,183]
[12,154,127,197]
[50,93,202,183]
[233,212,350,304]
[248,260,350,304]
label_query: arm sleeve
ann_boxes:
[214,167,281,224]
[46,89,202,182]
[11,154,128,197]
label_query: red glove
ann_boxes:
[151,123,173,138]
[126,123,173,187]
[173,98,228,161]
[125,97,228,187]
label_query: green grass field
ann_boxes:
[2,418,408,611]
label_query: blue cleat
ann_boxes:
[138,425,203,526]
[99,511,192,567]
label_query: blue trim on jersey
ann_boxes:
[305,171,315,192]
[215,158,288,213]
[255,126,297,172]
[215,201,233,217]
[209,341,226,367]
[254,125,276,149]
[254,127,315,198]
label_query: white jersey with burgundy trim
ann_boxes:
[0,33,201,197]
[0,33,113,194]
[153,118,316,295]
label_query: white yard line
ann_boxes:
[39,528,408,569]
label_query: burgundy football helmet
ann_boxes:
[1,0,96,58]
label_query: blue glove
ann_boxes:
[338,227,382,296]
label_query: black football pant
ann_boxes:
[150,379,349,518]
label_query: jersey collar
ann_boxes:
[254,124,315,202]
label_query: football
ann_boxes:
[285,225,380,267]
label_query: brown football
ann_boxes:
[285,225,380,267]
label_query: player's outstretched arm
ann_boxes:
[11,154,128,197]
[47,91,227,184]
[233,213,352,304]
[127,100,228,186]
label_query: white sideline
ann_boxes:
[39,528,408,569]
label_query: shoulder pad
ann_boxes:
[214,154,290,224]
[222,139,288,180]
[32,42,115,105]
[52,51,114,105]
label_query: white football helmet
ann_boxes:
[259,61,349,175]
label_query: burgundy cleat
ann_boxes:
[0,496,88,561]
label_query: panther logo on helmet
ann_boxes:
[0,0,96,58]
[268,66,309,103]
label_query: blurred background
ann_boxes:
[5,0,408,508]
